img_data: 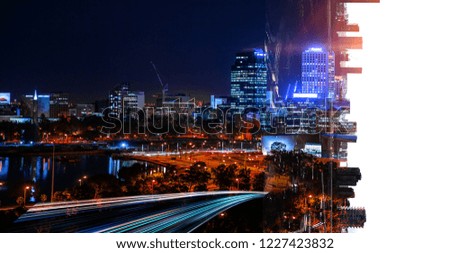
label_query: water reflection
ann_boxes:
[0,155,157,206]
[0,157,8,177]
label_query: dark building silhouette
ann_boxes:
[50,92,69,118]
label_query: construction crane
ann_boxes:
[150,61,168,105]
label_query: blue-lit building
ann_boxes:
[285,48,336,105]
[230,49,268,111]
[300,48,335,99]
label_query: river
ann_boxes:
[0,155,161,206]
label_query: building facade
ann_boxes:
[50,92,69,118]
[299,48,335,99]
[230,49,268,111]
[22,90,50,120]
[109,83,145,117]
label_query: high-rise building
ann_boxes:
[134,91,145,110]
[75,103,95,117]
[298,48,335,99]
[109,83,145,117]
[109,84,128,116]
[230,49,268,111]
[123,92,138,115]
[284,47,336,105]
[50,92,69,118]
[38,94,51,118]
[22,90,50,120]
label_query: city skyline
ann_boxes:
[0,0,377,236]
[1,0,448,251]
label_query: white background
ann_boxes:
[346,0,450,251]
[2,1,450,252]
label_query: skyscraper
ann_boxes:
[230,49,268,111]
[299,47,335,99]
[50,92,69,118]
[122,92,138,115]
[109,83,129,117]
[22,90,50,121]
[109,83,145,117]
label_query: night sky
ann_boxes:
[0,0,265,103]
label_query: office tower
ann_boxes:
[122,92,138,115]
[230,49,268,111]
[50,92,69,118]
[134,91,145,110]
[109,83,129,117]
[109,83,144,117]
[300,47,335,99]
[22,90,50,120]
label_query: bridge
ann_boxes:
[11,191,267,233]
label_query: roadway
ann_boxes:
[123,149,265,174]
[10,191,267,233]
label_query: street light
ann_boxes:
[151,179,156,194]
[78,175,88,186]
[236,178,240,190]
[24,186,30,206]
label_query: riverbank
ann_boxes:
[0,144,121,156]
[117,151,266,174]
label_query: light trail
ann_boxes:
[12,191,266,233]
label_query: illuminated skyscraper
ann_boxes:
[230,49,268,111]
[109,83,128,117]
[109,83,144,117]
[299,47,335,99]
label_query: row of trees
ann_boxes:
[0,116,105,143]
[50,161,266,201]
[0,110,265,144]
